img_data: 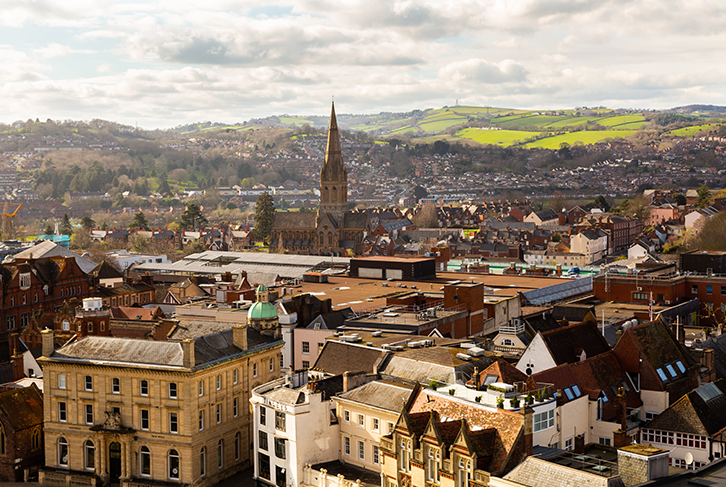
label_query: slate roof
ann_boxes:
[14,239,97,273]
[90,260,123,279]
[646,379,726,437]
[615,320,698,377]
[699,334,726,380]
[0,384,43,430]
[305,308,355,330]
[529,351,642,421]
[52,336,185,367]
[336,380,414,412]
[313,341,390,375]
[504,457,624,487]
[50,327,279,368]
[541,321,611,365]
[534,209,559,221]
[272,211,317,229]
[344,212,371,229]
[171,320,244,340]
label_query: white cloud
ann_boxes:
[2,0,726,127]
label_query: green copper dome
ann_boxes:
[248,284,277,320]
[248,301,278,320]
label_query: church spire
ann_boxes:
[322,101,344,177]
[318,100,348,225]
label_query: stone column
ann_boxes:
[98,435,108,484]
[120,439,131,479]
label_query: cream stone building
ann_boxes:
[38,322,283,487]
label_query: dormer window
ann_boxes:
[19,273,31,289]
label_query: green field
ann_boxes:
[457,128,539,146]
[279,116,314,126]
[597,114,646,127]
[491,113,532,124]
[544,116,605,128]
[417,112,467,132]
[669,123,723,136]
[494,115,564,129]
[522,130,637,149]
[390,125,420,134]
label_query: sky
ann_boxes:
[1,0,725,129]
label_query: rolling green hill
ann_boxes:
[188,105,726,149]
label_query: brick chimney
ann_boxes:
[182,339,195,368]
[233,325,248,351]
[41,329,54,358]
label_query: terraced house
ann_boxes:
[38,323,283,487]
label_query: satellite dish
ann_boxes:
[685,452,694,465]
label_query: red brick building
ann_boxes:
[593,273,726,327]
[1,256,93,349]
[0,384,44,481]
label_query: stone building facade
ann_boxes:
[38,324,283,487]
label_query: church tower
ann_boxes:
[317,101,348,224]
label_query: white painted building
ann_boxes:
[106,250,169,270]
[250,370,341,487]
[570,229,608,264]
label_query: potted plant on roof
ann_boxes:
[525,392,534,405]
[496,394,504,409]
[509,397,520,409]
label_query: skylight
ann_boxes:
[695,382,723,403]
[656,368,668,382]
[665,364,677,378]
[564,387,574,400]
[572,385,581,397]
[676,361,686,374]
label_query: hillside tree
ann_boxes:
[60,214,73,236]
[254,192,275,243]
[130,211,150,231]
[178,203,208,230]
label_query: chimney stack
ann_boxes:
[41,329,54,358]
[182,339,195,368]
[233,325,248,351]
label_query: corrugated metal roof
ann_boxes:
[522,275,593,305]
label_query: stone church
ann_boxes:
[270,102,369,255]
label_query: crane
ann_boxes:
[0,203,22,240]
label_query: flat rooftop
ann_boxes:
[294,272,569,312]
[310,460,380,487]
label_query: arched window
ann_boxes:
[84,440,95,471]
[200,447,206,477]
[217,439,224,469]
[323,187,329,202]
[140,446,151,477]
[168,449,180,479]
[501,338,515,346]
[31,428,40,451]
[319,233,324,245]
[328,233,333,246]
[235,432,241,461]
[332,186,338,202]
[58,437,69,467]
